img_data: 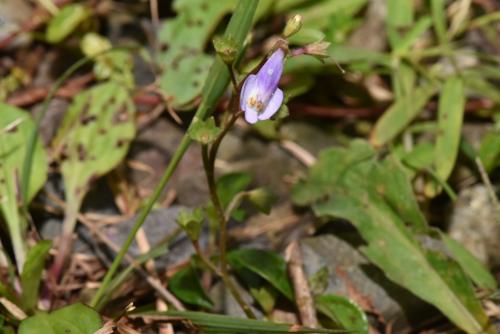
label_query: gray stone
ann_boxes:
[300,233,433,330]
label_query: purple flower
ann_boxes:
[240,49,285,124]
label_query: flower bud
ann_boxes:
[304,41,330,59]
[213,35,237,65]
[176,208,204,241]
[283,14,303,38]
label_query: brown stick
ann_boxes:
[285,241,318,328]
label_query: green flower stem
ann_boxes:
[201,144,256,319]
[200,107,256,319]
[91,0,259,309]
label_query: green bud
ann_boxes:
[213,35,238,65]
[283,14,303,38]
[246,188,276,214]
[176,208,204,241]
[188,116,221,145]
[80,33,111,57]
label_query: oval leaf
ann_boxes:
[169,266,213,309]
[228,248,293,300]
[19,303,101,334]
[316,294,368,334]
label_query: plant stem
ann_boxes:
[201,141,256,319]
[90,0,259,309]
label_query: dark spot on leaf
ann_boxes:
[89,173,99,184]
[195,19,203,27]
[60,145,69,161]
[98,128,107,135]
[192,81,200,88]
[200,2,208,10]
[77,143,87,161]
[80,114,97,125]
[113,105,130,124]
[116,139,127,148]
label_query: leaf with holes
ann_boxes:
[0,104,47,270]
[53,81,136,235]
[158,0,237,109]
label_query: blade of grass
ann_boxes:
[90,0,260,309]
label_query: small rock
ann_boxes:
[448,184,500,268]
[300,233,433,331]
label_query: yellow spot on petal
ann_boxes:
[248,96,264,112]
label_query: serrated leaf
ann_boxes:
[169,266,213,309]
[18,303,101,334]
[53,81,136,232]
[293,140,494,334]
[46,4,90,43]
[0,104,48,270]
[316,294,368,334]
[21,241,52,311]
[228,248,293,300]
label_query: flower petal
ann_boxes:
[240,74,258,111]
[244,106,259,124]
[258,88,284,121]
[255,49,285,98]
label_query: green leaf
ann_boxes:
[228,248,293,300]
[188,117,221,145]
[176,208,204,241]
[434,77,465,181]
[53,81,136,234]
[387,0,413,27]
[316,294,368,334]
[371,83,437,146]
[169,266,213,309]
[18,303,101,334]
[430,0,448,44]
[392,16,432,55]
[0,104,48,270]
[479,130,500,172]
[441,234,497,290]
[21,241,52,312]
[216,172,252,209]
[136,310,343,333]
[293,140,494,334]
[158,0,237,109]
[46,4,90,43]
[246,188,276,214]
